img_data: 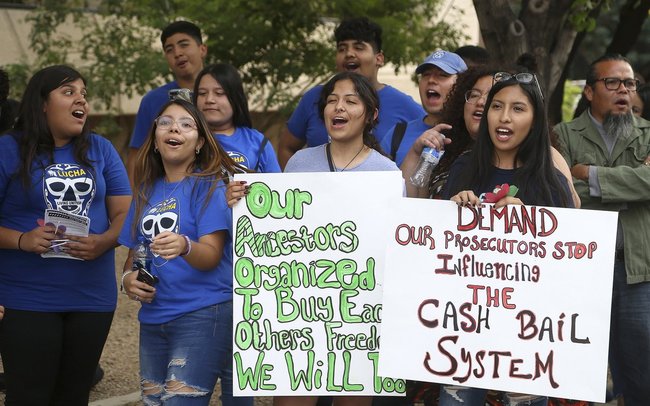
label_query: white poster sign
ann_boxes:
[379,198,618,402]
[233,171,404,396]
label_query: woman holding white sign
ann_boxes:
[272,72,399,406]
[436,73,575,405]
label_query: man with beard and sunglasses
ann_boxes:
[555,54,650,406]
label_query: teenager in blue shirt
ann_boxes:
[278,17,423,168]
[194,63,281,173]
[120,98,252,406]
[0,65,131,405]
[126,20,207,185]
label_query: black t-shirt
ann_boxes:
[441,154,574,208]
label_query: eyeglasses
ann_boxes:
[493,71,544,101]
[464,89,489,104]
[593,77,639,91]
[154,115,197,132]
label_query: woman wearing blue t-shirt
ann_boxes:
[194,63,281,173]
[0,65,131,404]
[119,98,252,406]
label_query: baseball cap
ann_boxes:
[416,50,467,75]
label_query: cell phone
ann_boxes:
[136,267,159,286]
[168,88,193,101]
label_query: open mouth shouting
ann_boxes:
[344,61,360,71]
[426,89,441,102]
[331,116,348,129]
[71,109,86,123]
[494,127,513,141]
[164,137,184,147]
[614,97,629,112]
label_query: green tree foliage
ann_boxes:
[9,0,467,115]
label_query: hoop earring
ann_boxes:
[154,146,159,153]
[196,148,200,155]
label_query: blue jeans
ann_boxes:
[609,259,650,405]
[439,386,547,406]
[139,302,253,406]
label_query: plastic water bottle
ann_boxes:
[410,147,444,188]
[132,238,151,272]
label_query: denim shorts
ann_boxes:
[139,301,253,406]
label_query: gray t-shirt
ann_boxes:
[284,144,399,173]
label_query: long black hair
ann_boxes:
[446,76,570,207]
[193,63,253,128]
[318,71,383,153]
[12,65,93,188]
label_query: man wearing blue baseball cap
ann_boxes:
[380,50,467,167]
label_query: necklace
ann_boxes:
[326,143,366,172]
[163,176,186,202]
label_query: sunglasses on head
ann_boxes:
[493,72,544,101]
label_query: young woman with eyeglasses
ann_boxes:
[119,99,252,406]
[0,65,131,405]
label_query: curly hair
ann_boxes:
[430,66,501,188]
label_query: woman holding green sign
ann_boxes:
[229,71,398,405]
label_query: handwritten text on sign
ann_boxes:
[233,172,404,396]
[379,199,617,402]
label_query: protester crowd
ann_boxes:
[0,16,648,406]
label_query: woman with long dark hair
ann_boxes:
[437,72,574,406]
[0,65,130,405]
[119,98,252,406]
[194,63,280,173]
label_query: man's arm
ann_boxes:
[278,127,306,170]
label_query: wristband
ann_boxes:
[17,232,25,251]
[121,270,135,293]
[180,234,192,257]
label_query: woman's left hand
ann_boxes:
[150,231,187,260]
[65,233,111,260]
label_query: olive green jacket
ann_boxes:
[554,111,650,283]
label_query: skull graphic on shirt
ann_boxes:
[141,197,180,242]
[43,163,95,216]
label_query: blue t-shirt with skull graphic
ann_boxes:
[0,132,130,312]
[118,176,233,324]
